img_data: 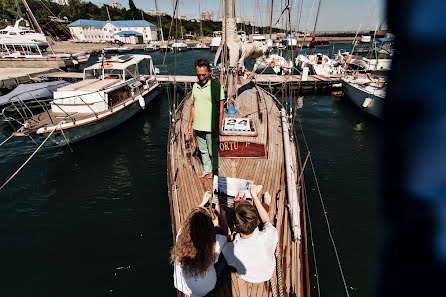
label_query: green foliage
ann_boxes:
[0,0,279,40]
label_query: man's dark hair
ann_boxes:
[194,58,211,70]
[234,201,258,235]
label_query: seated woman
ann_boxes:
[172,192,228,297]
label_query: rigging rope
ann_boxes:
[0,134,14,147]
[303,179,322,297]
[295,109,351,297]
[0,123,60,191]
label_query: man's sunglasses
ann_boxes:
[197,74,208,77]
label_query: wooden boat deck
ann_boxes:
[167,80,307,297]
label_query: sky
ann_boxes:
[91,0,385,32]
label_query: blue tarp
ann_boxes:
[0,80,69,107]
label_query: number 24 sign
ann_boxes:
[224,118,250,131]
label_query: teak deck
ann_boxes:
[167,80,309,297]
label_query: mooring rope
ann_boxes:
[0,123,60,191]
[295,111,351,297]
[275,243,285,297]
[0,134,13,147]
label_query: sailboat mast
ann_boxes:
[269,0,274,39]
[106,5,111,21]
[312,0,322,38]
[154,0,164,42]
[199,1,203,37]
[21,0,42,33]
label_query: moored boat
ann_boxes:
[342,74,386,119]
[12,54,159,145]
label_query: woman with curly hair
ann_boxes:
[172,192,228,297]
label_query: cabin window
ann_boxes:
[107,85,131,108]
[124,64,137,80]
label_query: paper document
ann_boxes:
[213,176,253,207]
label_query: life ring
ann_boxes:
[100,62,113,69]
[269,60,276,68]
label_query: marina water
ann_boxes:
[0,45,379,297]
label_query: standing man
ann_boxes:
[187,58,225,178]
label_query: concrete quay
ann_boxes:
[0,68,58,91]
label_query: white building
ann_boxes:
[68,19,157,44]
[50,0,68,5]
[202,10,214,21]
[144,10,166,16]
[109,0,123,10]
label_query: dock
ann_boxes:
[0,68,59,91]
[1,70,343,96]
[157,74,343,94]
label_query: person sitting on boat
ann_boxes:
[222,184,278,283]
[187,58,225,179]
[172,192,228,297]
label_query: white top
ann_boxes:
[174,233,227,297]
[222,222,279,283]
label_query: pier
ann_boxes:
[1,70,343,95]
[157,74,343,94]
[0,68,58,91]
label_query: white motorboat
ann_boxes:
[297,53,344,76]
[171,40,188,52]
[159,43,172,52]
[347,37,394,72]
[13,54,160,145]
[191,42,209,50]
[251,34,266,47]
[103,46,132,53]
[210,31,222,52]
[0,42,75,68]
[342,75,386,119]
[144,44,158,52]
[72,52,91,64]
[0,18,47,46]
[254,54,293,75]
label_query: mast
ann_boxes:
[199,1,203,38]
[154,0,165,43]
[269,0,274,40]
[21,0,42,33]
[312,0,322,38]
[106,5,112,21]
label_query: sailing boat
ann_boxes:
[167,0,310,296]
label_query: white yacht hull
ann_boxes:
[342,78,384,119]
[43,87,159,146]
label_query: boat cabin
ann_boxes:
[51,54,156,114]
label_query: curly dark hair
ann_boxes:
[170,207,216,277]
[234,201,258,235]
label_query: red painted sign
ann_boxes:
[219,141,267,158]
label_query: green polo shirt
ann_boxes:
[192,78,225,132]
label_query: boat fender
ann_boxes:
[362,97,373,108]
[270,60,276,68]
[137,95,146,109]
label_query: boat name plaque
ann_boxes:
[219,141,266,158]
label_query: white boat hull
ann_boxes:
[342,78,384,119]
[45,88,159,146]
